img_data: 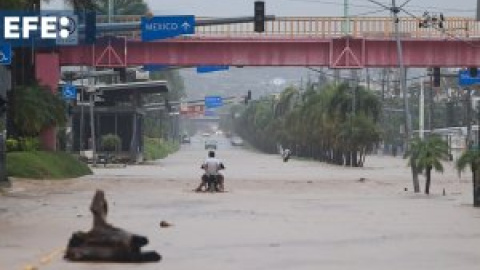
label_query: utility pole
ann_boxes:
[419,76,424,139]
[477,0,480,21]
[466,88,472,148]
[108,0,114,23]
[391,0,412,149]
[343,0,350,35]
[391,0,418,192]
[88,86,97,167]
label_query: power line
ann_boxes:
[350,7,390,17]
[286,0,474,14]
[396,5,480,48]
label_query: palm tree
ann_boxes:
[456,149,480,206]
[234,81,382,167]
[407,136,449,195]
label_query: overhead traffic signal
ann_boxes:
[85,12,97,44]
[254,1,265,33]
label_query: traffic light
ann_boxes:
[469,67,478,78]
[85,11,97,44]
[254,1,265,33]
[433,67,440,87]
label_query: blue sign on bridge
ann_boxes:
[197,65,229,73]
[142,64,169,72]
[141,15,195,41]
[205,96,223,108]
[459,69,480,86]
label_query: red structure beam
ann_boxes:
[59,37,480,68]
[35,53,60,151]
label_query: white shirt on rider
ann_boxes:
[203,157,223,176]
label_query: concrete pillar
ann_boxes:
[35,52,60,151]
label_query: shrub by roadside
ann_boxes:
[7,151,92,179]
[144,137,179,161]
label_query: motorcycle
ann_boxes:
[199,163,225,193]
[206,174,220,192]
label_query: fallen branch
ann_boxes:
[65,190,161,262]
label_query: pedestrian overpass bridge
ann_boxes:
[34,16,480,151]
[55,16,480,69]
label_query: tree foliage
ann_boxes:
[406,136,449,194]
[233,82,382,167]
[456,148,480,206]
[457,149,480,175]
[150,70,186,101]
[12,84,66,137]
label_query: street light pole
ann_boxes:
[89,87,97,167]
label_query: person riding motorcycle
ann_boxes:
[283,148,291,162]
[195,150,225,192]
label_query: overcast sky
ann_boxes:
[42,0,478,18]
[145,0,477,18]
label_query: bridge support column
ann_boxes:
[35,52,60,151]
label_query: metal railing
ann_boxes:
[96,15,480,39]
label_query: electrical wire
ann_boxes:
[361,0,480,49]
[350,8,390,17]
[363,0,391,10]
[397,6,480,48]
[399,0,414,9]
[286,0,383,10]
[286,0,474,14]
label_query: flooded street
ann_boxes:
[1,135,479,270]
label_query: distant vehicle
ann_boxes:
[202,132,211,137]
[181,135,191,144]
[231,136,244,146]
[205,140,217,150]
